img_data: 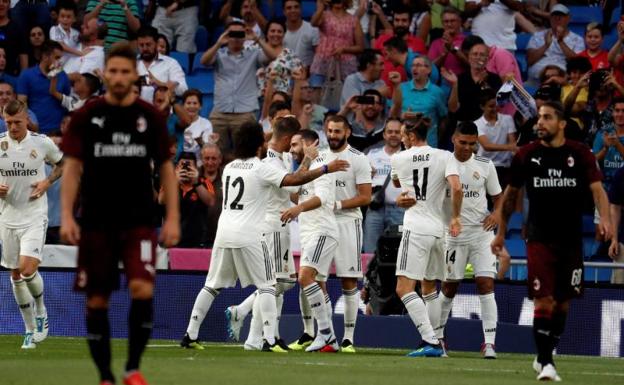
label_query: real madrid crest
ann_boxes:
[567,155,574,167]
[30,149,37,159]
[0,141,7,151]
[136,116,147,133]
[472,171,480,180]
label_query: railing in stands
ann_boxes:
[509,259,624,283]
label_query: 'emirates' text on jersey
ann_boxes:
[443,154,502,244]
[322,146,372,221]
[0,131,63,228]
[214,157,288,248]
[297,155,338,241]
[391,146,459,237]
[62,97,171,229]
[263,148,298,233]
[510,140,601,242]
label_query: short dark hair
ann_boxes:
[268,101,291,119]
[41,40,63,56]
[461,34,485,52]
[226,20,246,30]
[298,129,319,143]
[282,0,302,7]
[403,114,431,141]
[479,88,497,107]
[136,25,159,41]
[273,116,301,140]
[327,114,351,131]
[540,101,565,120]
[383,36,407,53]
[264,19,285,37]
[0,80,14,91]
[178,151,197,163]
[392,4,412,18]
[3,99,27,116]
[182,89,203,105]
[566,56,592,74]
[233,121,264,159]
[271,91,291,106]
[157,33,170,55]
[455,121,479,136]
[441,6,461,19]
[97,22,108,40]
[384,117,402,131]
[358,49,381,72]
[82,73,101,95]
[613,96,624,106]
[57,1,77,14]
[363,88,383,101]
[105,42,137,66]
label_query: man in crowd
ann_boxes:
[151,0,199,54]
[85,0,141,48]
[339,89,386,151]
[340,49,385,107]
[428,7,466,76]
[0,81,38,132]
[283,0,319,70]
[63,18,107,77]
[0,0,28,75]
[609,166,624,284]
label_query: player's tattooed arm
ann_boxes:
[281,159,350,187]
[30,157,64,200]
[47,157,64,184]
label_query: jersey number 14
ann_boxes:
[223,176,245,210]
[412,167,429,201]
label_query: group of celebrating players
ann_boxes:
[0,40,612,385]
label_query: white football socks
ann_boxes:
[303,283,331,334]
[236,291,257,321]
[257,287,277,345]
[401,292,437,345]
[245,295,263,347]
[437,292,454,339]
[342,287,358,343]
[11,278,36,333]
[275,293,284,339]
[22,272,46,317]
[299,287,314,336]
[479,292,498,345]
[423,291,442,341]
[186,286,219,340]
[324,293,335,336]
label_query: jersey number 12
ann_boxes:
[224,176,245,210]
[412,167,429,201]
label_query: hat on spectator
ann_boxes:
[550,4,570,15]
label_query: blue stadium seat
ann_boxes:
[610,7,622,26]
[603,29,618,50]
[569,23,587,38]
[192,54,213,74]
[201,94,214,117]
[524,84,537,98]
[582,215,595,235]
[507,212,523,231]
[585,267,612,282]
[515,52,527,80]
[568,6,603,24]
[583,236,596,259]
[302,1,317,20]
[515,32,532,52]
[187,72,215,94]
[195,26,209,53]
[505,238,527,259]
[169,51,190,74]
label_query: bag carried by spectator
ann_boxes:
[369,172,392,211]
[320,60,343,111]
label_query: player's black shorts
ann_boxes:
[527,241,584,302]
[74,227,158,296]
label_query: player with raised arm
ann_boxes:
[181,121,348,353]
[281,129,340,352]
[391,115,463,357]
[492,101,611,381]
[436,121,504,359]
[0,100,63,349]
[61,42,180,385]
[289,115,372,352]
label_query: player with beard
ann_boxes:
[290,115,372,352]
[492,101,611,381]
[61,42,180,385]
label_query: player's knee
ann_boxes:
[421,279,437,295]
[298,268,316,287]
[87,295,109,309]
[10,270,21,281]
[534,296,555,312]
[442,282,459,298]
[128,280,154,300]
[341,278,357,290]
[476,277,494,295]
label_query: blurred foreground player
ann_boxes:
[492,101,611,381]
[60,42,180,385]
[0,100,64,348]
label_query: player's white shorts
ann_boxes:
[264,230,295,279]
[332,219,363,278]
[205,241,276,289]
[445,231,498,280]
[395,229,444,281]
[0,218,47,269]
[300,234,338,282]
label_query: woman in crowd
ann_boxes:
[257,19,302,97]
[157,33,171,56]
[28,25,47,67]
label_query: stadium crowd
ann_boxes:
[0,0,622,281]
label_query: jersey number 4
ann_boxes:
[224,176,245,210]
[412,167,429,201]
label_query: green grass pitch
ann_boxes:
[0,336,623,385]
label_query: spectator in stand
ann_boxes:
[474,89,517,188]
[0,47,17,89]
[428,7,466,76]
[444,39,502,122]
[49,2,82,64]
[153,85,193,158]
[10,0,51,35]
[151,0,199,55]
[407,0,432,43]
[561,56,592,129]
[363,118,404,253]
[593,97,624,196]
[339,89,386,151]
[157,34,171,56]
[460,35,523,85]
[201,21,278,153]
[17,40,70,134]
[389,55,447,148]
[85,0,141,48]
[63,19,107,78]
[261,100,292,137]
[608,20,624,91]
[583,70,624,147]
[0,81,38,132]
[49,71,101,112]
[340,49,385,107]
[526,4,584,86]
[219,0,267,45]
[181,89,216,165]
[283,0,319,71]
[309,0,364,85]
[429,0,464,42]
[0,0,28,75]
[292,67,329,144]
[163,152,213,248]
[464,0,524,52]
[257,19,303,97]
[609,166,624,284]
[382,36,440,89]
[136,26,188,104]
[200,143,224,247]
[579,22,609,71]
[260,70,292,132]
[27,25,46,68]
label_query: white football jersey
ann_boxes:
[391,145,458,237]
[214,157,287,248]
[443,154,502,243]
[322,145,372,222]
[298,156,338,242]
[262,148,298,233]
[0,131,63,228]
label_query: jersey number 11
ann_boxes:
[412,167,429,201]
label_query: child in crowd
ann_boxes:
[49,3,82,63]
[49,71,101,112]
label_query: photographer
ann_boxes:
[339,89,386,151]
[362,118,404,253]
[160,152,214,248]
[580,69,624,147]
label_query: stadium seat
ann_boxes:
[195,26,209,53]
[505,238,527,259]
[201,93,214,117]
[582,215,595,235]
[569,23,587,38]
[170,51,190,74]
[585,266,612,282]
[515,32,532,52]
[187,72,215,94]
[603,29,618,50]
[610,6,622,26]
[515,52,527,80]
[192,54,212,74]
[568,6,603,24]
[302,1,317,19]
[507,212,523,232]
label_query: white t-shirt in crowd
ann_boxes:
[183,116,213,163]
[283,21,320,67]
[475,113,516,167]
[467,0,517,50]
[367,145,402,205]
